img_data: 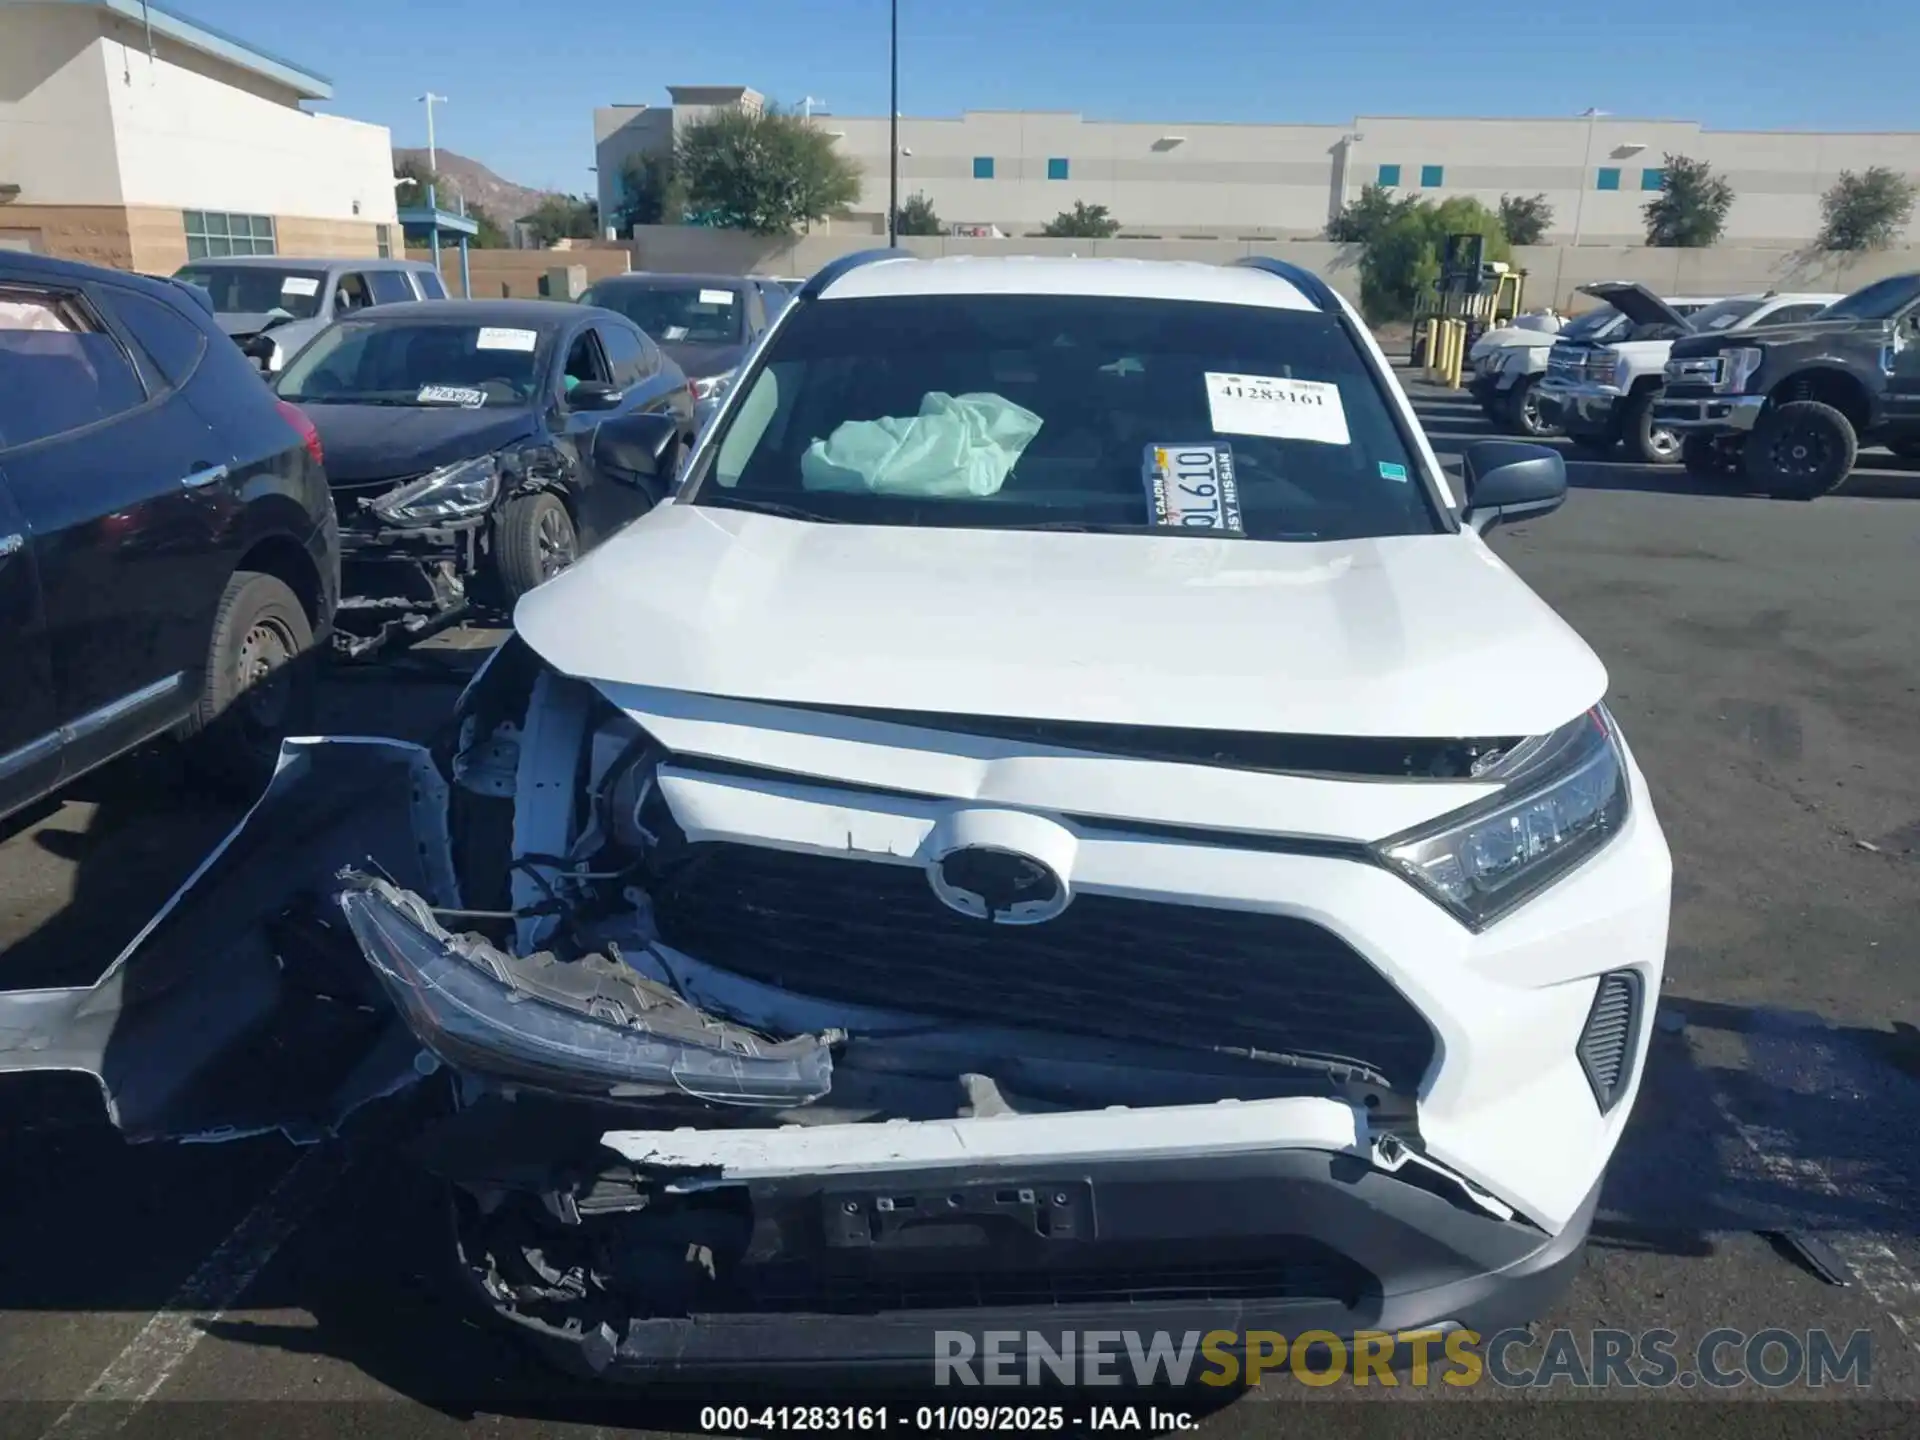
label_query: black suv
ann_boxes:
[0,251,340,822]
[1656,273,1920,498]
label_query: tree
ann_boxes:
[1358,197,1511,323]
[1817,167,1918,251]
[467,204,509,250]
[1040,201,1121,239]
[611,152,685,234]
[894,192,944,236]
[523,194,599,246]
[1326,184,1415,245]
[675,103,863,236]
[1643,155,1734,248]
[1497,193,1554,246]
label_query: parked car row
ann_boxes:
[1470,273,1920,497]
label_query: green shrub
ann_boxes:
[1358,197,1511,323]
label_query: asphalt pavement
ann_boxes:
[2,384,1919,1438]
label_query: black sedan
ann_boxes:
[271,299,693,651]
[579,274,790,423]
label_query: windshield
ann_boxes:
[1685,298,1765,334]
[1815,274,1920,321]
[684,294,1441,542]
[1562,305,1625,341]
[584,282,745,344]
[274,320,549,407]
[173,265,328,321]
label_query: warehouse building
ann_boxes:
[0,0,398,269]
[595,88,1920,247]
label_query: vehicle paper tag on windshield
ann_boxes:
[663,325,689,341]
[280,276,320,297]
[1204,372,1350,446]
[476,326,538,352]
[417,384,486,408]
[1143,443,1243,535]
[698,288,733,306]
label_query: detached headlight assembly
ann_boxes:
[368,454,501,526]
[1718,346,1766,393]
[1374,707,1630,930]
[689,369,736,404]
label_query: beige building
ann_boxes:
[595,89,1920,248]
[0,0,398,271]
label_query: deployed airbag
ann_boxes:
[799,391,1042,496]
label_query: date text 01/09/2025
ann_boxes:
[697,1405,1195,1432]
[1144,444,1243,534]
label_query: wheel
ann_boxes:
[180,570,316,796]
[1622,389,1683,465]
[1496,377,1558,438]
[494,492,578,602]
[1745,400,1857,500]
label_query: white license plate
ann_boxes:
[1143,443,1243,534]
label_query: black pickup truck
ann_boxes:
[1654,272,1920,498]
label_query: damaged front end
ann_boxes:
[0,641,1596,1381]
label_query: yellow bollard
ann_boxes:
[1450,320,1467,389]
[1418,319,1437,376]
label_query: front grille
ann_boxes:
[1577,970,1642,1112]
[738,1245,1369,1314]
[649,843,1437,1089]
[1665,356,1726,388]
[1546,345,1589,382]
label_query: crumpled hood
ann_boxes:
[514,505,1609,739]
[298,403,541,487]
[1578,282,1688,331]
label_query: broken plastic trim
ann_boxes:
[336,876,836,1108]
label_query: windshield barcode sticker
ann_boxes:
[1204,371,1351,446]
[476,326,538,352]
[1143,443,1243,535]
[281,276,320,297]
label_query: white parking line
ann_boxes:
[1715,1093,1920,1346]
[36,1145,347,1440]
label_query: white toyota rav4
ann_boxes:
[0,253,1672,1383]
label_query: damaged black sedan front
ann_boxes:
[272,300,694,656]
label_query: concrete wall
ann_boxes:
[625,225,1920,312]
[102,25,396,227]
[598,88,1920,249]
[0,4,124,206]
[407,247,631,298]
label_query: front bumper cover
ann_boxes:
[1650,393,1766,433]
[1534,379,1623,436]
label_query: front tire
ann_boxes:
[1746,400,1857,500]
[1497,376,1558,438]
[494,492,578,603]
[180,570,316,796]
[1622,390,1682,465]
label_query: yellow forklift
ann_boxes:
[1409,233,1528,367]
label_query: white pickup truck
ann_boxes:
[1532,284,1843,462]
[1470,288,1728,440]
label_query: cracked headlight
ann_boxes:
[689,369,736,404]
[1374,707,1629,930]
[368,454,501,526]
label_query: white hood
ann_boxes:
[515,504,1608,739]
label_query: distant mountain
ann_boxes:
[393,148,559,225]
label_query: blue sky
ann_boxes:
[179,1,1893,194]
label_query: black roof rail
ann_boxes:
[798,247,915,300]
[1232,256,1339,312]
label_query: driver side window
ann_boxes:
[561,329,612,398]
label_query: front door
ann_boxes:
[0,268,230,775]
[0,471,57,819]
[1887,306,1920,430]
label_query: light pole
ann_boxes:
[1571,107,1605,247]
[802,95,824,121]
[419,92,448,173]
[887,0,899,246]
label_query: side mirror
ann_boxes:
[568,380,625,411]
[1460,440,1567,534]
[239,332,276,370]
[593,411,682,485]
